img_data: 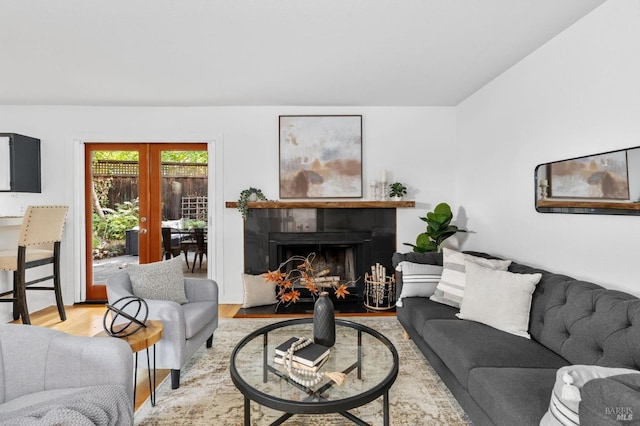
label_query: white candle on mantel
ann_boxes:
[380,170,387,182]
[540,179,548,186]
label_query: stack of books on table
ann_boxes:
[274,337,331,372]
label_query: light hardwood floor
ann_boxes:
[11,303,241,411]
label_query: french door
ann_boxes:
[84,143,208,301]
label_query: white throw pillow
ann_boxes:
[127,256,188,304]
[396,262,443,307]
[457,261,541,338]
[430,248,512,308]
[242,273,278,308]
[540,365,640,426]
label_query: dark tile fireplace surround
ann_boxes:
[243,207,397,310]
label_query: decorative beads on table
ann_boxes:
[283,337,346,387]
[284,337,325,387]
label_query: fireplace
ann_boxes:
[243,207,397,309]
[269,231,371,301]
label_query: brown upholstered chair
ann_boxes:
[0,205,69,325]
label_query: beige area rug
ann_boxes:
[134,317,470,425]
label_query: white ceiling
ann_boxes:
[0,0,606,107]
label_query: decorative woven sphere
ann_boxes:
[102,296,149,338]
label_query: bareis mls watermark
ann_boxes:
[605,406,633,422]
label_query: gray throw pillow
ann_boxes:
[580,374,640,425]
[391,251,443,268]
[127,257,188,304]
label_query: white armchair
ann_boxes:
[0,324,133,425]
[106,270,219,389]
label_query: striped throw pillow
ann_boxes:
[395,262,443,307]
[429,248,511,308]
[540,365,640,426]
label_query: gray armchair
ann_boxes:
[0,324,133,425]
[106,270,219,389]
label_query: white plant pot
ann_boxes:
[391,196,403,201]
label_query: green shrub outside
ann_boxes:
[93,200,139,259]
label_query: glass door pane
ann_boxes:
[85,145,145,300]
[156,147,208,277]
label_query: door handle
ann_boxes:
[139,216,148,234]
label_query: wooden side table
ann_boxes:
[96,320,164,406]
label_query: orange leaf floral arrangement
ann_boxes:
[263,253,352,308]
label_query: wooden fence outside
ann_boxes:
[94,160,208,220]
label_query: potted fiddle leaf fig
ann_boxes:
[237,187,267,220]
[389,182,407,201]
[404,202,466,252]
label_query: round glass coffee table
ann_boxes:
[230,318,399,426]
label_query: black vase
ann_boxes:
[313,291,335,347]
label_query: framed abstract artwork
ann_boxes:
[549,150,630,199]
[279,115,363,198]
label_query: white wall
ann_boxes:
[456,0,640,295]
[0,106,456,322]
[7,1,633,322]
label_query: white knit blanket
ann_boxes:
[0,385,132,426]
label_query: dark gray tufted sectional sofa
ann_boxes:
[394,251,640,425]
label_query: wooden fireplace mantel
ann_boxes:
[225,200,415,209]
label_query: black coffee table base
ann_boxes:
[231,318,398,426]
[244,390,389,426]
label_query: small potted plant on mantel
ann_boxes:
[237,187,267,220]
[388,182,407,201]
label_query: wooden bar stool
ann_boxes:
[0,205,69,325]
